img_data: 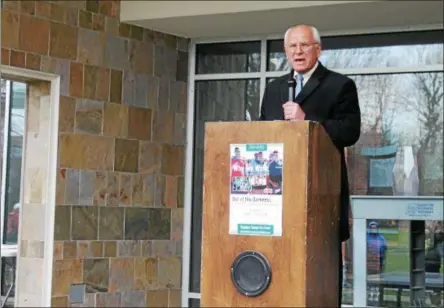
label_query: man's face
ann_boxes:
[235,149,240,158]
[284,26,321,74]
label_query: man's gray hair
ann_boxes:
[284,25,322,44]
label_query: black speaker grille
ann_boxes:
[230,251,271,297]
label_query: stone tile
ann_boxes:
[66,7,79,27]
[122,70,135,106]
[125,208,171,240]
[59,96,76,133]
[20,1,35,15]
[155,176,165,207]
[53,242,63,260]
[106,172,119,206]
[109,258,134,293]
[134,74,148,108]
[130,40,154,74]
[158,257,181,289]
[65,169,80,205]
[1,48,10,65]
[152,109,174,143]
[114,139,139,172]
[50,2,66,23]
[71,293,96,307]
[141,240,176,258]
[120,290,145,307]
[154,45,177,79]
[92,14,104,32]
[79,170,95,205]
[52,296,68,307]
[52,259,83,296]
[161,145,185,175]
[146,290,168,307]
[119,23,131,38]
[179,82,188,114]
[49,22,78,60]
[134,258,158,289]
[177,37,189,52]
[163,34,177,49]
[71,206,98,240]
[173,113,186,145]
[131,25,144,41]
[35,1,51,18]
[146,76,159,109]
[157,77,170,110]
[110,69,123,103]
[84,259,109,293]
[96,68,110,101]
[19,14,50,54]
[164,176,177,208]
[93,171,107,206]
[177,51,189,82]
[10,49,25,68]
[96,293,121,307]
[56,169,67,205]
[59,134,114,170]
[99,1,114,16]
[169,81,182,111]
[131,175,143,206]
[105,34,130,70]
[63,241,77,259]
[75,99,103,134]
[171,209,183,241]
[169,290,181,307]
[91,241,104,257]
[25,53,41,70]
[54,206,71,241]
[2,0,20,12]
[119,174,132,206]
[103,103,128,137]
[78,28,105,66]
[138,142,161,174]
[117,240,141,257]
[128,106,152,140]
[85,0,99,13]
[77,241,102,258]
[70,62,84,98]
[21,203,45,240]
[103,241,117,257]
[105,17,119,35]
[83,64,98,100]
[141,174,156,206]
[98,207,124,240]
[79,10,92,29]
[177,176,184,208]
[55,59,71,97]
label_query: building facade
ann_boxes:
[1,0,443,307]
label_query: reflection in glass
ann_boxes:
[189,79,260,292]
[363,219,443,307]
[2,81,26,245]
[196,41,261,74]
[267,39,443,72]
[347,72,443,197]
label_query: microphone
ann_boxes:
[287,78,296,102]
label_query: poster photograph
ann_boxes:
[229,143,284,236]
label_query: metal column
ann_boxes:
[409,220,426,307]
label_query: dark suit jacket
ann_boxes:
[259,62,361,242]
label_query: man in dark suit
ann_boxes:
[260,24,361,306]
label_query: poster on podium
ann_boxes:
[229,143,284,236]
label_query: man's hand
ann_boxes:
[283,101,305,120]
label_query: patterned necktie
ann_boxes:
[295,74,304,98]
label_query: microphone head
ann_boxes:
[287,78,296,87]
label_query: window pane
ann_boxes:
[196,42,261,74]
[189,298,200,307]
[347,72,443,197]
[0,256,16,303]
[2,81,26,245]
[190,79,260,292]
[267,40,443,71]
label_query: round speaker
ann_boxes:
[230,251,271,297]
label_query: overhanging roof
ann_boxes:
[121,1,443,39]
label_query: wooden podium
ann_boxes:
[201,120,341,307]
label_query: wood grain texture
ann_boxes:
[201,121,340,307]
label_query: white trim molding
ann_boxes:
[0,65,60,308]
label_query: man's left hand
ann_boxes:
[283,101,305,120]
